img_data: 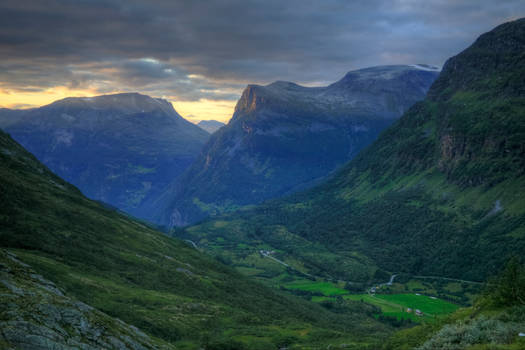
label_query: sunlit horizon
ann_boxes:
[0,89,236,124]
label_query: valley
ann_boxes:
[1,7,525,350]
[182,17,525,286]
[0,128,393,349]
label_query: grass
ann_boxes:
[375,294,459,316]
[0,129,391,349]
[345,294,404,313]
[284,280,348,296]
[342,293,459,322]
[235,266,266,276]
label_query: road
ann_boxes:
[260,250,290,267]
[368,274,397,294]
[412,275,483,285]
[184,240,198,249]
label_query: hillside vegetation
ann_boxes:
[0,129,390,349]
[383,259,525,350]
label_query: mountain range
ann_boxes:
[182,18,525,284]
[0,93,209,221]
[155,64,440,227]
[1,16,525,350]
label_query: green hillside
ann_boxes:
[0,129,391,349]
[182,18,525,285]
[0,249,172,349]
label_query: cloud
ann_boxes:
[0,0,524,108]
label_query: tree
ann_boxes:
[491,257,525,306]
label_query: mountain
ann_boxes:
[2,93,209,221]
[197,119,225,133]
[157,65,440,226]
[0,129,391,348]
[0,108,28,128]
[182,19,525,284]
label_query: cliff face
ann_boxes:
[156,65,439,227]
[427,19,525,186]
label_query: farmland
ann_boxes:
[343,293,458,322]
[283,280,348,296]
[282,278,460,323]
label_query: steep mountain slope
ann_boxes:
[0,129,390,348]
[2,93,209,221]
[183,19,525,283]
[0,249,170,350]
[0,108,28,128]
[158,65,439,226]
[197,119,225,133]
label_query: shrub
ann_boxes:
[417,316,522,350]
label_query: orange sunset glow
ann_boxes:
[0,88,236,124]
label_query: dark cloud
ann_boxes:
[0,0,524,102]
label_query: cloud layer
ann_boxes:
[1,0,524,117]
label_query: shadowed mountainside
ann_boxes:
[156,65,439,227]
[1,93,209,222]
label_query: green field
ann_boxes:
[344,293,459,321]
[283,277,461,323]
[283,280,348,296]
[375,294,459,315]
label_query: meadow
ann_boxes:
[282,277,460,323]
[344,293,458,322]
[284,280,348,296]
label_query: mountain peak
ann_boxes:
[4,92,210,221]
[265,80,304,90]
[429,17,525,100]
[232,64,440,120]
[334,64,440,86]
[46,92,178,116]
[197,119,225,133]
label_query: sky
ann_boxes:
[0,1,524,123]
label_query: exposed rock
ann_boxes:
[0,250,172,349]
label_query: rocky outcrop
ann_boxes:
[0,250,171,350]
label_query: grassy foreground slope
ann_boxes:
[184,18,525,283]
[0,129,390,349]
[0,249,172,349]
